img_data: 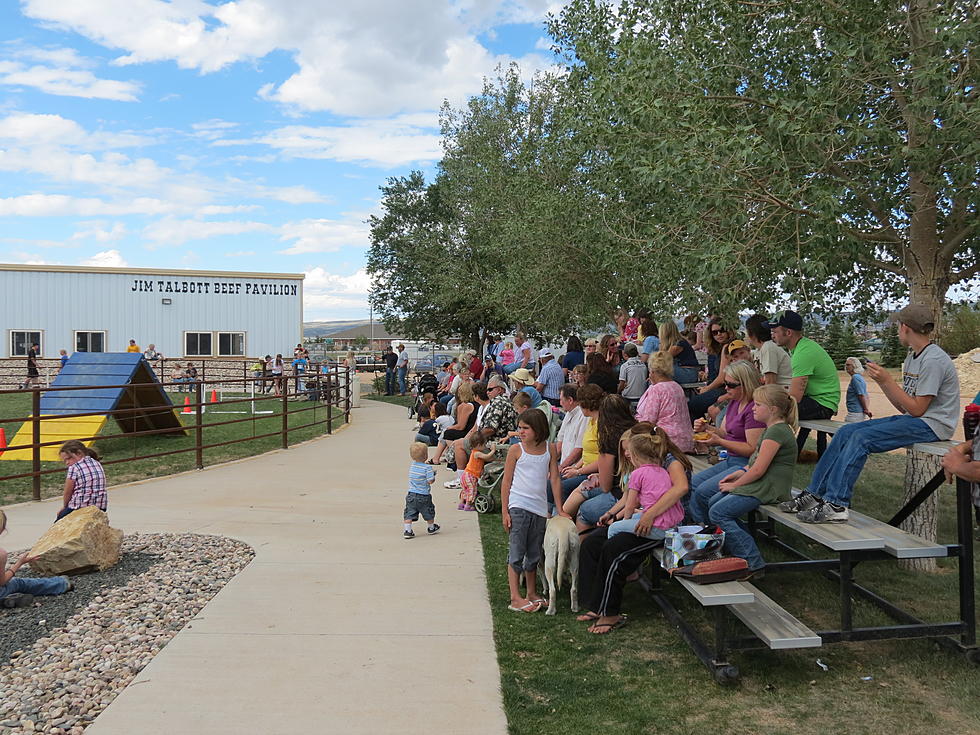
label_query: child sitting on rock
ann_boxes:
[58,440,107,522]
[0,510,73,609]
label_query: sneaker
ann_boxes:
[1,593,34,609]
[777,490,820,514]
[403,529,415,539]
[798,501,849,524]
[427,524,441,535]
[457,502,466,510]
[444,479,461,489]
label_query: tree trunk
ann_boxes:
[898,449,940,572]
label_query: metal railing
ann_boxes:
[0,364,354,500]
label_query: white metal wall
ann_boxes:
[0,269,303,359]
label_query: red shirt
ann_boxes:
[469,357,484,380]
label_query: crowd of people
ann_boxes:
[401,304,972,631]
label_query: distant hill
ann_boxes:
[303,320,371,338]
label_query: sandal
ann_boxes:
[575,612,601,622]
[424,459,439,465]
[589,617,628,634]
[507,601,541,613]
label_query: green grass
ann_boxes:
[0,390,345,505]
[364,393,414,408]
[479,449,980,735]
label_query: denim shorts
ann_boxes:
[403,492,436,522]
[507,507,546,572]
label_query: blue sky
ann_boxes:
[0,1,561,320]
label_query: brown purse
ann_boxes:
[668,556,751,584]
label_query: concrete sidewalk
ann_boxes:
[3,400,507,735]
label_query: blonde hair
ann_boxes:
[753,384,799,431]
[584,337,598,348]
[505,341,513,349]
[456,381,475,403]
[725,359,763,398]
[618,423,692,494]
[628,431,670,468]
[658,320,682,350]
[409,442,429,462]
[647,352,674,379]
[512,391,533,410]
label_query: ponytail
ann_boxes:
[753,385,798,431]
[59,440,101,462]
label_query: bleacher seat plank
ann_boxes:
[729,585,822,649]
[676,577,755,606]
[844,510,947,558]
[798,418,959,457]
[757,505,886,551]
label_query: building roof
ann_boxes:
[0,263,305,280]
[328,323,402,341]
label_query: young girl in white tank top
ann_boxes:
[501,409,567,613]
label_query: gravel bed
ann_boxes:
[0,533,254,734]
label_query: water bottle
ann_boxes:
[964,403,980,441]
[718,449,729,462]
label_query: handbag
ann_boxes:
[669,556,751,585]
[661,525,726,570]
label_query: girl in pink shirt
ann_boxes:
[499,342,515,366]
[635,353,694,453]
[607,431,683,538]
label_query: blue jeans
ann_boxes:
[607,513,667,541]
[503,361,535,375]
[688,387,724,422]
[579,492,619,527]
[0,575,70,600]
[808,415,938,507]
[384,368,396,394]
[560,474,589,501]
[690,456,750,524]
[706,492,765,571]
[397,366,408,394]
[674,365,700,384]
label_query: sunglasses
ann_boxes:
[711,329,726,335]
[724,380,741,389]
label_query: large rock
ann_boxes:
[29,506,123,576]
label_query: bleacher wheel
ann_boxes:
[473,494,494,514]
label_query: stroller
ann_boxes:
[408,372,439,419]
[473,448,508,514]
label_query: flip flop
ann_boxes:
[589,617,628,634]
[529,598,547,609]
[576,612,601,622]
[507,601,541,613]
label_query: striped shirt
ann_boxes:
[408,461,436,495]
[66,456,107,511]
[536,360,565,400]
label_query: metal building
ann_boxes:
[0,264,303,359]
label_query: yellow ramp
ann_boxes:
[1,415,107,461]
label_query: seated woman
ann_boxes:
[431,381,477,466]
[658,319,701,385]
[635,352,694,453]
[637,312,660,360]
[691,385,798,575]
[570,363,588,389]
[576,425,692,633]
[561,335,585,376]
[562,394,636,530]
[689,360,765,508]
[597,334,623,374]
[585,352,618,394]
[687,317,737,420]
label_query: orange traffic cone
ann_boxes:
[210,389,219,403]
[182,396,192,414]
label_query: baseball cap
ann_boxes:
[762,310,804,331]
[890,303,935,332]
[726,339,749,354]
[538,348,554,359]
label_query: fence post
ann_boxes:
[194,381,204,469]
[281,380,289,449]
[344,364,351,424]
[327,369,333,435]
[31,388,41,501]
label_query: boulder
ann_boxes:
[29,506,123,576]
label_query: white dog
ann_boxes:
[539,516,580,616]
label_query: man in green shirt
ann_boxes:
[766,310,840,454]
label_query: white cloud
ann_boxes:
[142,217,274,246]
[71,221,127,242]
[278,218,370,254]
[0,61,140,101]
[0,194,175,216]
[21,0,556,116]
[0,112,147,148]
[80,248,128,266]
[250,114,442,168]
[303,266,371,313]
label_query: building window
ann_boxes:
[185,332,213,357]
[74,331,106,353]
[218,332,246,356]
[10,330,42,357]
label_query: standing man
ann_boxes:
[383,346,398,396]
[533,349,565,406]
[783,304,960,524]
[766,310,840,455]
[126,339,141,353]
[395,343,410,396]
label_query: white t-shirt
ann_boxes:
[902,343,960,440]
[434,415,454,436]
[516,341,532,365]
[555,406,589,464]
[756,340,792,387]
[508,444,551,517]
